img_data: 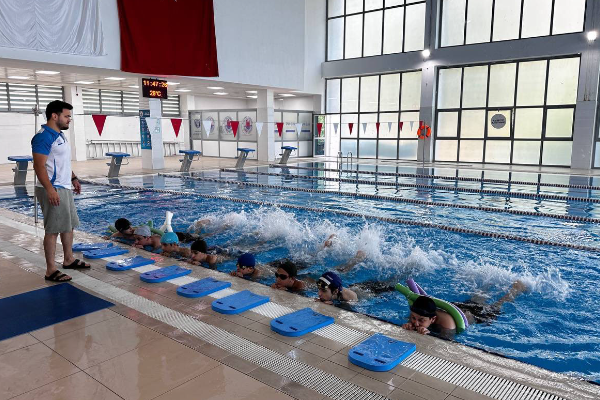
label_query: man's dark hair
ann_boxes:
[191,239,208,253]
[45,100,73,120]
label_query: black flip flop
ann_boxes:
[63,259,91,269]
[45,270,72,282]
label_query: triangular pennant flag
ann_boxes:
[203,120,212,137]
[145,117,159,133]
[317,122,323,136]
[361,123,367,134]
[170,118,182,138]
[295,123,303,134]
[399,122,404,132]
[409,121,414,132]
[348,122,354,135]
[230,120,239,137]
[387,122,392,133]
[375,122,380,134]
[276,122,284,137]
[256,122,264,137]
[92,114,107,136]
[333,123,339,134]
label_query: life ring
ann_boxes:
[417,125,431,139]
[396,280,468,333]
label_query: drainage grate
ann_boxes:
[251,302,294,319]
[208,288,238,299]
[313,324,369,347]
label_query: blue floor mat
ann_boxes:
[177,277,231,298]
[72,242,113,252]
[139,265,191,283]
[211,290,269,314]
[348,333,416,372]
[0,283,113,341]
[106,256,155,271]
[270,307,334,337]
[83,247,128,259]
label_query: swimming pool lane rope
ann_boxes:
[219,168,600,204]
[81,178,600,253]
[161,173,600,224]
[271,164,600,191]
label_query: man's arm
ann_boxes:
[71,171,81,194]
[32,153,60,206]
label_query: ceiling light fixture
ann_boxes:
[128,85,139,88]
[175,89,191,92]
[74,81,94,84]
[8,75,30,79]
[105,77,126,80]
[587,31,598,42]
[213,92,228,95]
[279,93,295,97]
[246,95,257,99]
[245,90,257,94]
[422,49,431,58]
[36,70,60,75]
[207,86,224,90]
[167,81,180,85]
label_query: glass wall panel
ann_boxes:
[345,15,363,59]
[547,58,580,105]
[545,108,574,138]
[516,60,547,106]
[380,113,399,138]
[460,110,485,138]
[485,141,511,163]
[400,112,419,138]
[521,0,551,38]
[553,0,586,35]
[441,0,466,47]
[386,0,404,6]
[465,0,493,44]
[489,63,516,107]
[492,0,521,42]
[378,140,398,158]
[459,140,484,162]
[364,11,383,57]
[327,18,344,60]
[398,140,418,159]
[462,66,488,108]
[380,74,400,111]
[401,72,422,110]
[359,113,378,138]
[341,140,358,155]
[513,141,541,164]
[359,140,378,157]
[514,108,543,139]
[438,68,462,109]
[435,140,458,161]
[438,112,459,137]
[542,141,572,165]
[366,0,384,11]
[346,0,363,13]
[595,143,600,168]
[404,3,426,52]
[326,79,341,113]
[341,78,359,112]
[383,7,404,54]
[328,0,344,17]
[360,76,380,112]
[341,114,358,137]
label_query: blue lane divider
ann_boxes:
[270,307,334,337]
[0,284,113,341]
[73,242,113,252]
[177,277,231,298]
[83,247,128,259]
[106,256,155,271]
[140,265,191,283]
[211,290,269,314]
[348,333,416,372]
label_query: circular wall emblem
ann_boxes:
[194,119,201,129]
[206,116,215,134]
[491,114,507,129]
[223,116,233,134]
[242,116,253,135]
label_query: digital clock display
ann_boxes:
[142,78,168,99]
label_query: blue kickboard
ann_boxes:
[270,307,334,337]
[106,256,155,271]
[83,247,128,259]
[140,265,191,283]
[211,290,269,314]
[348,333,416,372]
[177,277,231,298]
[73,242,113,252]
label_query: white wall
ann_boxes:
[304,0,327,98]
[192,96,250,110]
[0,113,36,164]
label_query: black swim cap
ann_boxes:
[191,239,207,253]
[410,296,437,318]
[115,218,131,233]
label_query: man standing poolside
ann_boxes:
[32,100,89,282]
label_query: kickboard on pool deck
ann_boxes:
[73,242,113,252]
[140,265,191,283]
[177,277,231,298]
[348,333,416,372]
[270,307,334,337]
[211,290,269,314]
[106,256,155,271]
[83,247,128,259]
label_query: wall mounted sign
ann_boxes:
[491,113,506,129]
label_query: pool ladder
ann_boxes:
[337,151,353,170]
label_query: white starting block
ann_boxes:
[278,146,297,165]
[235,148,255,169]
[179,150,202,172]
[106,152,130,178]
[7,156,33,185]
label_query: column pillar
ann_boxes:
[180,94,195,150]
[139,78,165,170]
[63,85,87,161]
[257,89,275,161]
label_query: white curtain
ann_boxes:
[0,0,105,56]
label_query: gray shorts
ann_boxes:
[35,186,80,233]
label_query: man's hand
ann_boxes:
[47,188,60,206]
[72,178,81,194]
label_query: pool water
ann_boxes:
[1,163,599,383]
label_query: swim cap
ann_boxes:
[191,239,208,253]
[134,225,151,237]
[115,218,131,233]
[319,271,342,291]
[237,253,256,268]
[410,296,437,318]
[160,231,180,244]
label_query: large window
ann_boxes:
[0,83,63,112]
[82,89,180,116]
[327,0,426,61]
[326,71,422,160]
[434,56,580,166]
[440,0,586,47]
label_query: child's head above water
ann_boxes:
[317,271,343,302]
[236,253,256,276]
[115,218,133,235]
[160,231,180,251]
[273,260,298,288]
[409,296,438,329]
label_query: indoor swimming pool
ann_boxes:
[1,162,599,383]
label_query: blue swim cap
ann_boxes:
[237,253,256,268]
[319,271,342,290]
[160,232,179,244]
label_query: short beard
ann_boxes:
[58,122,69,130]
